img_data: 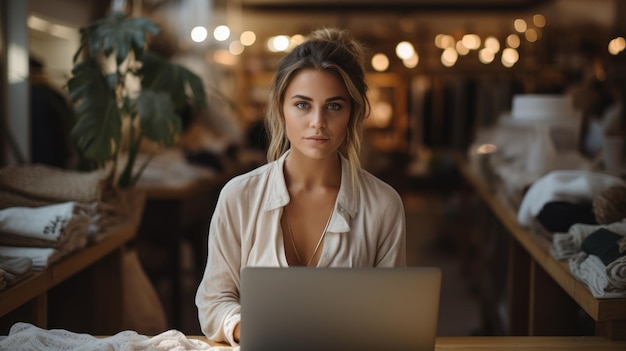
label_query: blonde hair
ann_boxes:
[265,28,370,192]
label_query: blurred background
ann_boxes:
[1,0,625,338]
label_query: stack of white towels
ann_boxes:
[0,164,129,291]
[517,170,626,298]
[0,202,91,275]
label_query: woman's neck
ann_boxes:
[284,151,341,192]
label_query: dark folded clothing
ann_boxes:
[581,228,626,265]
[535,201,597,233]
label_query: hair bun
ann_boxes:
[308,28,366,68]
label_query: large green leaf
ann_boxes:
[67,60,122,162]
[139,51,207,111]
[136,90,181,146]
[78,12,160,65]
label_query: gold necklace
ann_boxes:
[285,208,333,266]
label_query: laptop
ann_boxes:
[240,266,442,351]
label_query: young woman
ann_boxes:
[195,27,406,345]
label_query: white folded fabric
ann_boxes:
[550,219,626,260]
[569,253,626,298]
[0,202,75,241]
[0,246,60,271]
[0,202,89,245]
[0,322,232,351]
[0,202,90,256]
[517,170,625,227]
[607,256,626,290]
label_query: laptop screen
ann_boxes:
[240,266,442,351]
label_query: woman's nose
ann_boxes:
[310,108,327,128]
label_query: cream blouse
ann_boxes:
[195,151,407,345]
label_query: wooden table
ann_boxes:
[0,190,145,335]
[188,335,626,350]
[455,157,626,339]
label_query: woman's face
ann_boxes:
[282,69,351,161]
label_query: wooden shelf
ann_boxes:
[0,191,145,333]
[456,156,626,339]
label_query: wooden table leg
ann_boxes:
[507,239,530,335]
[529,260,583,336]
[91,248,124,333]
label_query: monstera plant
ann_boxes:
[68,10,207,188]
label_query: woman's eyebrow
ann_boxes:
[289,94,312,101]
[288,95,348,102]
[326,96,348,102]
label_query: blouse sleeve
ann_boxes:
[195,190,243,345]
[374,187,407,267]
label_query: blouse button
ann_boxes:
[339,207,345,213]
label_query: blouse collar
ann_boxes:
[263,150,359,232]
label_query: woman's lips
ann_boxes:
[305,136,329,143]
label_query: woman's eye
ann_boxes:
[327,103,341,111]
[295,102,309,109]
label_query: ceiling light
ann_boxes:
[484,36,500,53]
[507,34,521,48]
[240,31,256,46]
[214,25,230,41]
[371,53,389,72]
[514,19,527,33]
[403,52,419,68]
[191,26,208,43]
[441,47,458,67]
[229,41,244,55]
[461,34,481,50]
[478,48,495,64]
[533,14,546,28]
[395,41,414,60]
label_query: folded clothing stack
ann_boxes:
[518,170,625,229]
[0,164,133,243]
[0,164,134,273]
[533,200,598,240]
[550,220,626,298]
[0,164,107,209]
[0,202,91,270]
[0,256,33,289]
[569,227,626,298]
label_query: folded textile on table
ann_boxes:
[0,255,33,286]
[0,164,108,205]
[550,219,626,260]
[593,185,626,224]
[0,164,133,240]
[607,254,626,290]
[517,170,625,227]
[0,322,234,351]
[581,228,626,265]
[0,246,60,271]
[569,253,626,298]
[535,200,597,234]
[0,190,56,210]
[0,202,90,255]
